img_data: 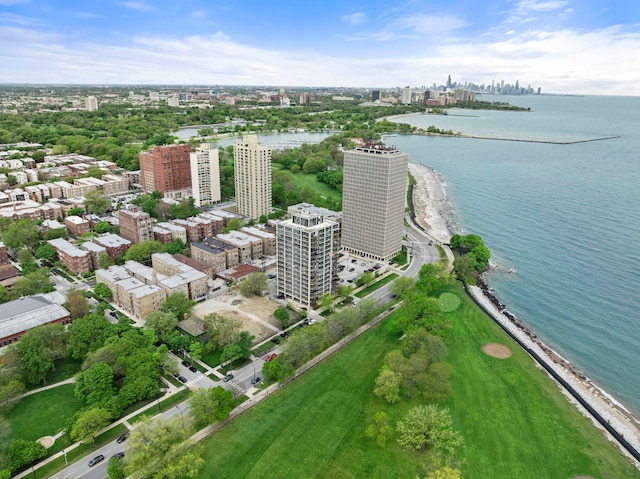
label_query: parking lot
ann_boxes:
[336,253,389,285]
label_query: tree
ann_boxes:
[396,405,463,454]
[223,217,244,233]
[15,328,54,385]
[123,416,204,479]
[318,293,335,312]
[220,343,242,367]
[161,292,195,320]
[273,307,290,329]
[98,252,115,270]
[67,207,86,217]
[68,313,114,360]
[1,219,40,250]
[6,175,17,186]
[94,282,113,300]
[235,331,254,359]
[424,466,463,479]
[390,276,415,298]
[0,379,25,411]
[9,269,54,300]
[164,238,185,255]
[6,440,47,473]
[188,386,234,427]
[35,243,57,262]
[44,227,67,240]
[237,272,268,297]
[144,311,178,338]
[85,190,110,214]
[107,455,126,479]
[374,367,402,404]
[75,361,115,406]
[356,271,375,287]
[95,221,113,234]
[123,240,164,263]
[262,355,281,381]
[69,407,112,443]
[66,289,90,319]
[169,198,197,219]
[365,411,393,447]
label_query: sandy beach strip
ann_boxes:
[409,161,640,468]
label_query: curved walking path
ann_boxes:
[17,377,76,399]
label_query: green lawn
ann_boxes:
[194,284,640,479]
[273,166,342,204]
[355,273,398,298]
[4,384,84,443]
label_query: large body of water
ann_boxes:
[390,95,640,416]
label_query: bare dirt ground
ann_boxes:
[37,436,54,448]
[481,343,513,359]
[192,292,282,344]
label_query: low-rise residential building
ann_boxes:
[217,231,262,263]
[156,222,187,244]
[217,264,261,283]
[153,226,173,244]
[118,206,154,243]
[172,219,201,243]
[242,226,276,256]
[190,238,238,273]
[0,199,62,221]
[65,215,91,238]
[173,253,214,279]
[188,216,216,240]
[48,238,92,274]
[94,233,131,260]
[0,295,71,348]
[197,213,225,236]
[80,241,107,270]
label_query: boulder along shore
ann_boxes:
[408,161,640,468]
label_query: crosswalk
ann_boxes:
[185,374,216,389]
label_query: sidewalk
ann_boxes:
[16,377,75,400]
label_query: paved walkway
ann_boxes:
[17,377,76,399]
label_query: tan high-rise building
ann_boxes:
[341,143,408,262]
[276,207,339,308]
[233,135,271,219]
[190,144,220,207]
[139,144,192,200]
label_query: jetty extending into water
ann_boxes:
[417,129,621,145]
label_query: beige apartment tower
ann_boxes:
[190,144,221,206]
[276,207,339,308]
[341,143,408,262]
[234,135,271,219]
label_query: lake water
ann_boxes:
[390,95,640,416]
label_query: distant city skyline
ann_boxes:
[1,0,639,96]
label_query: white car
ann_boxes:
[305,318,317,325]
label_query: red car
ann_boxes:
[266,354,278,362]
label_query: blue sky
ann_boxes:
[1,0,639,95]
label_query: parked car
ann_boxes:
[306,318,317,325]
[181,360,190,367]
[223,373,234,382]
[88,455,105,467]
[188,366,197,373]
[279,331,290,338]
[250,377,262,385]
[178,376,188,383]
[112,452,125,459]
[271,337,280,344]
[266,354,278,362]
[116,432,129,443]
[390,294,397,299]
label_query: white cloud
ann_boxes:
[0,12,43,27]
[342,12,367,25]
[515,0,569,13]
[119,1,154,12]
[1,22,639,95]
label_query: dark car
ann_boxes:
[223,373,234,382]
[188,365,197,373]
[112,452,125,459]
[390,294,397,299]
[178,375,188,383]
[250,377,261,385]
[271,337,280,344]
[116,432,129,444]
[181,360,190,367]
[279,331,290,339]
[89,455,105,467]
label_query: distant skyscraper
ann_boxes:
[401,86,412,104]
[341,142,408,262]
[446,75,452,89]
[276,205,339,307]
[167,96,179,107]
[85,96,98,111]
[371,89,381,101]
[234,135,272,220]
[139,144,192,200]
[190,144,221,207]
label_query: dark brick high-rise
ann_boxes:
[139,144,192,200]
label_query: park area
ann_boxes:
[194,283,640,479]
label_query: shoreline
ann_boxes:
[408,161,640,468]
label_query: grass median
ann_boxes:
[192,282,639,479]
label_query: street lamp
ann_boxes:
[63,448,68,465]
[157,397,162,413]
[252,360,256,384]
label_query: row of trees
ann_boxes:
[450,233,491,285]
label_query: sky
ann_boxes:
[0,0,639,95]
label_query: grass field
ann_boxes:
[273,165,342,204]
[355,273,398,298]
[4,384,84,443]
[194,283,640,479]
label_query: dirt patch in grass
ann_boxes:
[481,343,512,359]
[37,436,54,448]
[192,293,282,343]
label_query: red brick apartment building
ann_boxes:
[139,144,192,200]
